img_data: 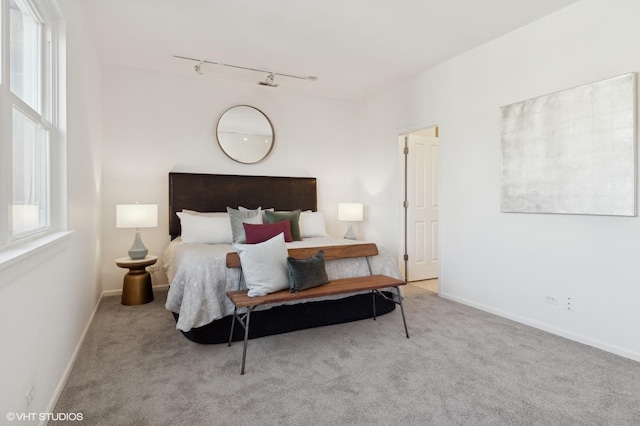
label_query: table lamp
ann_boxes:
[338,202,363,240]
[116,204,158,259]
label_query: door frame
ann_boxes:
[398,124,440,283]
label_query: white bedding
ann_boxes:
[164,236,403,332]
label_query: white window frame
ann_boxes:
[0,0,65,257]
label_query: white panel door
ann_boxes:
[407,134,439,281]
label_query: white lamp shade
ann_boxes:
[116,204,158,228]
[338,203,364,222]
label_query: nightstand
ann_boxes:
[115,255,157,306]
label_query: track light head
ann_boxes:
[257,72,278,87]
[194,61,204,75]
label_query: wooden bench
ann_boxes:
[226,243,409,374]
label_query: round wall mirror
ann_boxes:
[216,105,274,164]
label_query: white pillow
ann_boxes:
[299,211,327,237]
[233,233,289,297]
[176,212,233,244]
[182,209,229,218]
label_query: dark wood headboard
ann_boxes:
[169,173,317,239]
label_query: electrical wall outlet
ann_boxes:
[25,385,35,410]
[565,296,575,311]
[544,294,559,305]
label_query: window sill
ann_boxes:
[0,231,74,290]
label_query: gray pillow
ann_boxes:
[227,207,262,243]
[239,205,273,222]
[287,250,329,292]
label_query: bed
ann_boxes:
[164,172,402,344]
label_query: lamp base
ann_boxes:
[343,224,357,240]
[128,230,148,259]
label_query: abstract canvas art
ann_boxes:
[500,73,637,216]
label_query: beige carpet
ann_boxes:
[51,286,640,425]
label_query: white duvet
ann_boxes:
[164,236,403,332]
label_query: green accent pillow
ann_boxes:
[287,250,329,293]
[265,210,302,241]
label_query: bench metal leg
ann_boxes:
[227,307,254,374]
[373,288,410,339]
[241,309,252,375]
[228,307,237,347]
[372,292,377,320]
[396,286,410,339]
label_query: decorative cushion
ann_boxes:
[239,205,273,222]
[233,233,289,297]
[238,206,261,212]
[176,212,232,244]
[227,207,263,243]
[299,211,327,237]
[287,250,329,293]
[265,210,302,241]
[243,220,293,243]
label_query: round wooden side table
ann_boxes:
[115,255,157,306]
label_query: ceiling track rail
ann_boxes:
[173,55,318,82]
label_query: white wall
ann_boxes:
[100,66,360,291]
[6,0,639,420]
[0,0,103,421]
[357,0,640,360]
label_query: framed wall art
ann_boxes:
[500,73,637,216]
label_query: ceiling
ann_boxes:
[85,0,579,101]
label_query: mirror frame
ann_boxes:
[216,105,275,164]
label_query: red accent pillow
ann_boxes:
[243,220,293,244]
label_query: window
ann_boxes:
[10,0,42,113]
[1,0,62,248]
[12,107,50,235]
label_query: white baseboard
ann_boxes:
[102,284,169,298]
[439,291,640,363]
[42,282,172,424]
[42,294,102,425]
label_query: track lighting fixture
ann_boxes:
[174,55,318,87]
[194,61,204,75]
[258,73,278,87]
